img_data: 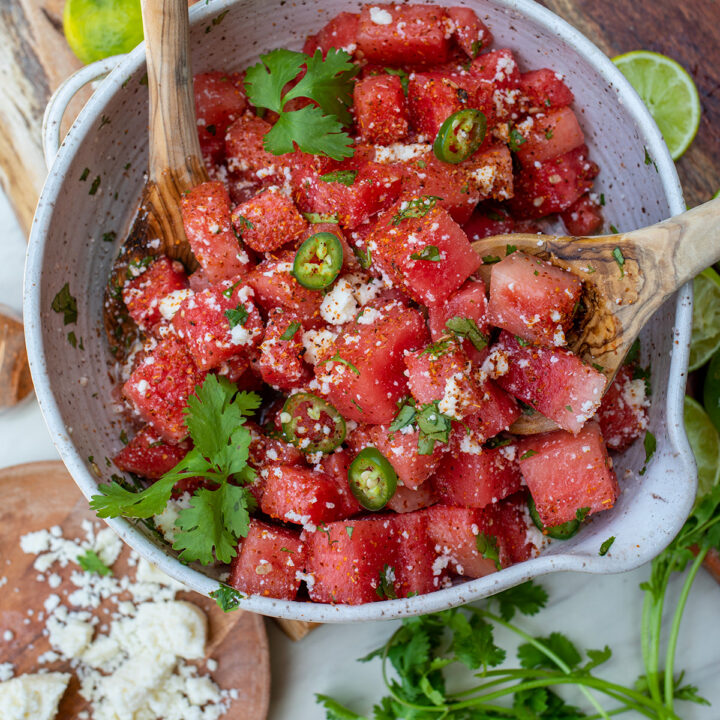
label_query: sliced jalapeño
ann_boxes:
[348,447,397,511]
[280,392,346,454]
[293,232,343,290]
[433,108,487,164]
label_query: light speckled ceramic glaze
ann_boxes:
[25,0,694,622]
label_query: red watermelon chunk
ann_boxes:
[387,482,439,513]
[486,493,537,564]
[257,308,311,391]
[229,519,306,600]
[260,465,349,527]
[390,512,436,597]
[354,75,409,144]
[519,68,574,111]
[247,423,304,472]
[316,301,428,424]
[122,256,189,333]
[596,365,649,451]
[515,108,585,166]
[306,517,392,604]
[365,423,448,490]
[367,201,481,306]
[303,12,359,56]
[463,204,516,241]
[356,4,452,66]
[181,181,252,284]
[408,72,465,139]
[224,113,295,185]
[247,250,323,323]
[123,335,205,443]
[320,450,364,517]
[424,505,503,578]
[465,380,521,440]
[560,193,604,236]
[405,342,482,420]
[427,279,490,363]
[517,421,619,526]
[468,48,521,120]
[509,145,599,219]
[448,7,494,57]
[232,187,307,252]
[113,426,190,480]
[432,446,522,508]
[493,332,606,434]
[194,72,247,164]
[172,279,263,371]
[487,251,582,347]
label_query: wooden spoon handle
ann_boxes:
[141,0,206,188]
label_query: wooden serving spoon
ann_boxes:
[473,196,720,435]
[104,0,205,358]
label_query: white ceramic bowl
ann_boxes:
[25,0,695,622]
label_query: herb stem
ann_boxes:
[663,546,708,711]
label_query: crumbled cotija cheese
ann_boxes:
[0,672,71,720]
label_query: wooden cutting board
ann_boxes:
[0,461,270,719]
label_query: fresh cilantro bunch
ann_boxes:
[90,374,261,565]
[244,48,358,160]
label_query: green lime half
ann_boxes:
[613,50,701,160]
[689,268,720,372]
[63,0,143,65]
[684,396,720,503]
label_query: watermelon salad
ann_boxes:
[109,4,651,605]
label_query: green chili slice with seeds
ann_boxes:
[433,109,487,164]
[280,392,346,454]
[348,447,397,511]
[293,232,343,290]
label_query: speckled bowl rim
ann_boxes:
[25,0,692,622]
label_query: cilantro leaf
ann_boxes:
[518,632,582,670]
[449,612,505,670]
[90,473,179,518]
[225,304,249,328]
[77,549,112,576]
[319,169,358,186]
[315,694,364,720]
[445,316,489,352]
[392,196,442,225]
[210,583,244,612]
[51,283,78,325]
[375,564,397,600]
[280,321,302,340]
[416,402,452,455]
[581,646,612,673]
[410,245,442,262]
[475,532,501,570]
[389,398,417,432]
[244,48,305,113]
[384,67,409,95]
[599,536,616,556]
[495,580,549,621]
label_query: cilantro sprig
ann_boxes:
[77,549,112,576]
[244,48,358,160]
[90,375,261,565]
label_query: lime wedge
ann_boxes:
[63,0,143,65]
[684,396,720,502]
[613,50,701,160]
[689,268,720,371]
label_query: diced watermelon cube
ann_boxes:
[194,72,247,164]
[517,421,619,526]
[459,143,514,204]
[424,505,502,577]
[247,250,323,323]
[181,181,253,284]
[432,446,522,508]
[306,517,392,604]
[448,7,494,57]
[405,342,482,420]
[303,11,359,55]
[515,108,585,166]
[596,365,649,451]
[464,380,521,440]
[224,113,295,185]
[113,426,190,479]
[408,72,465,139]
[486,493,537,563]
[247,422,304,472]
[560,193,604,236]
[427,279,490,363]
[356,4,452,65]
[316,301,428,424]
[468,49,521,120]
[519,69,574,111]
[389,512,436,597]
[257,308,311,391]
[260,465,349,527]
[354,75,409,144]
[368,201,481,306]
[231,188,307,252]
[122,257,189,333]
[364,423,448,490]
[386,482,439,513]
[123,335,205,443]
[229,519,306,600]
[509,145,599,219]
[487,251,582,347]
[320,450,364,516]
[494,332,606,434]
[172,279,263,371]
[463,204,516,241]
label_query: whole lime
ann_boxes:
[63,0,144,65]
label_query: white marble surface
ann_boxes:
[2,190,720,719]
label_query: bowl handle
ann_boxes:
[42,55,127,171]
